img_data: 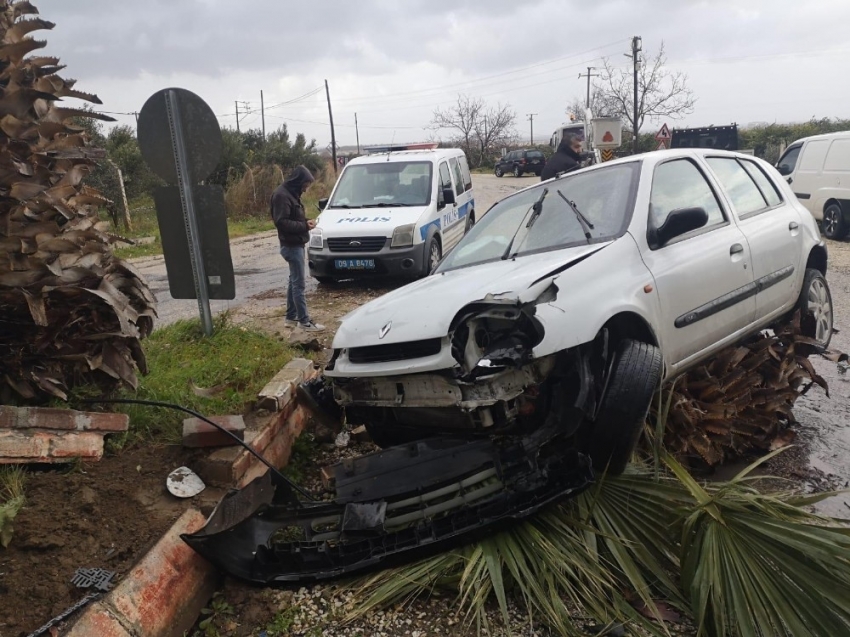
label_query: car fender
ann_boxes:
[531,235,664,360]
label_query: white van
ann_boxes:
[776,130,850,239]
[307,149,475,282]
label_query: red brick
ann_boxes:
[0,405,128,432]
[236,405,311,488]
[182,414,245,448]
[0,430,103,463]
[107,509,219,637]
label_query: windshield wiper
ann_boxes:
[502,188,549,259]
[361,202,397,208]
[328,204,355,209]
[556,190,594,242]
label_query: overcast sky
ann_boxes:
[36,0,850,149]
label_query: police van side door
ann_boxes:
[437,160,461,250]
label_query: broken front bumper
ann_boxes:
[181,429,593,584]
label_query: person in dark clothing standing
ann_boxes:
[271,165,325,332]
[540,134,584,181]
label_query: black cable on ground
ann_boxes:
[78,398,315,502]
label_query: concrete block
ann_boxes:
[256,358,315,411]
[182,414,245,448]
[65,602,132,637]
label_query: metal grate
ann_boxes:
[349,338,443,364]
[327,237,387,253]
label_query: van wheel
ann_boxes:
[797,268,833,348]
[513,166,522,177]
[464,211,475,234]
[494,167,504,177]
[426,236,442,274]
[585,339,662,476]
[822,202,848,240]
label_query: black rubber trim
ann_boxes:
[795,192,811,200]
[675,265,795,328]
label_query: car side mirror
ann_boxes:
[653,206,708,247]
[318,197,328,210]
[777,164,792,176]
[442,188,456,206]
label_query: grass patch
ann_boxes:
[0,466,26,548]
[111,313,294,446]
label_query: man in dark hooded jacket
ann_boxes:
[540,134,583,181]
[271,165,324,332]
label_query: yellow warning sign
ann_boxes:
[601,149,614,162]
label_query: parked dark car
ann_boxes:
[494,149,546,177]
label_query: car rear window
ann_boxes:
[706,157,768,216]
[527,151,544,159]
[740,159,782,207]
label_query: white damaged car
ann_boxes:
[324,149,833,474]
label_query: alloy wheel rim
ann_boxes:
[807,277,833,345]
[825,209,838,235]
[430,243,441,269]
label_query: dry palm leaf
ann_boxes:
[0,0,156,402]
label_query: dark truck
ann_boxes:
[670,124,738,151]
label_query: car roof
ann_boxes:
[347,148,465,166]
[788,130,850,146]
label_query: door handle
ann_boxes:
[786,177,793,184]
[730,243,744,255]
[789,221,799,230]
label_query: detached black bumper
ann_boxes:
[181,431,592,584]
[308,242,427,279]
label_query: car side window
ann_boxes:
[438,161,453,205]
[449,157,464,196]
[740,159,782,208]
[777,145,801,175]
[705,157,768,216]
[649,159,726,232]
[459,156,473,191]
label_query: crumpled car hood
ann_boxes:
[332,242,612,348]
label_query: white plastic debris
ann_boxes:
[166,466,206,498]
[334,431,351,448]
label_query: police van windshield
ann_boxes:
[328,161,433,208]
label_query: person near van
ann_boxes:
[271,165,325,332]
[541,134,583,181]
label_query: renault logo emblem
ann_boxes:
[349,240,362,247]
[379,321,392,339]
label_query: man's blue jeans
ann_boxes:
[280,245,309,323]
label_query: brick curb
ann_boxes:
[66,358,320,637]
[66,509,219,637]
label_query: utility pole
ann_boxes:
[629,36,642,154]
[235,101,240,133]
[526,113,537,145]
[325,80,337,174]
[260,90,266,142]
[354,112,360,154]
[577,66,599,110]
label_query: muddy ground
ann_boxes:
[0,446,207,637]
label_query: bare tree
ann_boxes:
[430,95,516,166]
[595,41,695,139]
[565,86,608,122]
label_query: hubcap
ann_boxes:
[807,277,833,345]
[430,243,441,270]
[825,208,839,235]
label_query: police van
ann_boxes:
[308,148,475,282]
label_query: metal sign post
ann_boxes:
[164,89,213,335]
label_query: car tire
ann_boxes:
[585,339,662,476]
[822,202,848,240]
[494,167,504,177]
[797,268,833,348]
[513,166,522,178]
[425,236,442,275]
[314,276,337,285]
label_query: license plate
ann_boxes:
[335,259,375,270]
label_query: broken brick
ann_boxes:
[256,358,316,411]
[182,415,245,448]
[0,429,104,463]
[0,405,128,432]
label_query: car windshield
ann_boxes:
[436,162,640,272]
[328,161,433,208]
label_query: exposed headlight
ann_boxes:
[391,223,415,248]
[309,228,323,249]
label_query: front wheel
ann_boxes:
[494,167,504,177]
[822,202,848,240]
[464,211,475,234]
[798,268,833,348]
[585,339,662,475]
[425,236,442,275]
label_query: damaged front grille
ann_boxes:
[348,338,443,364]
[181,424,593,584]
